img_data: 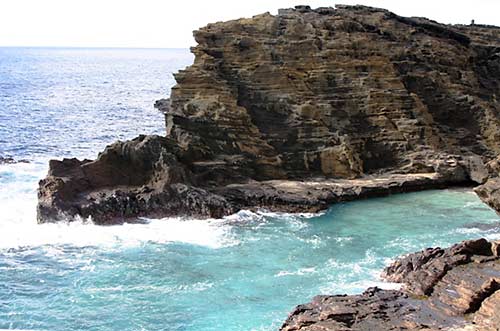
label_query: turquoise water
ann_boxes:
[1,188,499,330]
[1,48,500,330]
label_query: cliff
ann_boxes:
[280,238,500,331]
[161,5,500,179]
[37,5,500,224]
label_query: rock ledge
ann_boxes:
[281,238,500,331]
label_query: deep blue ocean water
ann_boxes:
[0,47,500,331]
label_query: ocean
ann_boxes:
[0,47,499,331]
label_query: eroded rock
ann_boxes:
[161,5,500,179]
[281,239,500,331]
[37,135,236,224]
[475,155,500,215]
[37,5,500,223]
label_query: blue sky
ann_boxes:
[1,0,499,48]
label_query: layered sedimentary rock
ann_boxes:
[475,155,500,215]
[37,5,500,223]
[280,238,500,331]
[162,5,500,178]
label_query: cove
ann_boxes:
[1,189,499,331]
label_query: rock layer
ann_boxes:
[160,4,500,179]
[280,238,500,331]
[37,5,500,223]
[475,155,500,215]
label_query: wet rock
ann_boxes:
[0,156,16,164]
[281,239,500,331]
[0,156,29,164]
[37,135,237,224]
[281,288,420,331]
[383,238,493,296]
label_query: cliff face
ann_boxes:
[158,5,500,182]
[37,5,500,223]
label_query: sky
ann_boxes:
[0,0,499,48]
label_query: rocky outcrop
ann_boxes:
[160,4,500,178]
[0,156,16,164]
[37,135,468,224]
[475,155,500,215]
[37,135,235,224]
[37,5,500,223]
[280,238,500,331]
[0,156,29,164]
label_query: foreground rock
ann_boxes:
[281,238,500,331]
[37,5,500,223]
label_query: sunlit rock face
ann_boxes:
[158,5,500,182]
[38,5,500,224]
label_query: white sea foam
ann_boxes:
[0,162,239,250]
[275,267,317,277]
[463,201,482,208]
[316,248,398,295]
[319,264,401,294]
[0,215,238,250]
[0,161,321,251]
[297,235,325,247]
[256,210,325,219]
[485,232,500,240]
[85,281,213,294]
[222,209,266,225]
[0,158,330,253]
[344,279,401,291]
[384,236,421,252]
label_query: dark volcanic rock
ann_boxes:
[280,239,500,331]
[37,143,463,223]
[37,5,500,223]
[0,156,16,164]
[37,135,236,224]
[382,238,494,296]
[0,156,29,164]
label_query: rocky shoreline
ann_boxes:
[33,4,500,330]
[37,134,479,224]
[37,5,500,224]
[280,238,500,331]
